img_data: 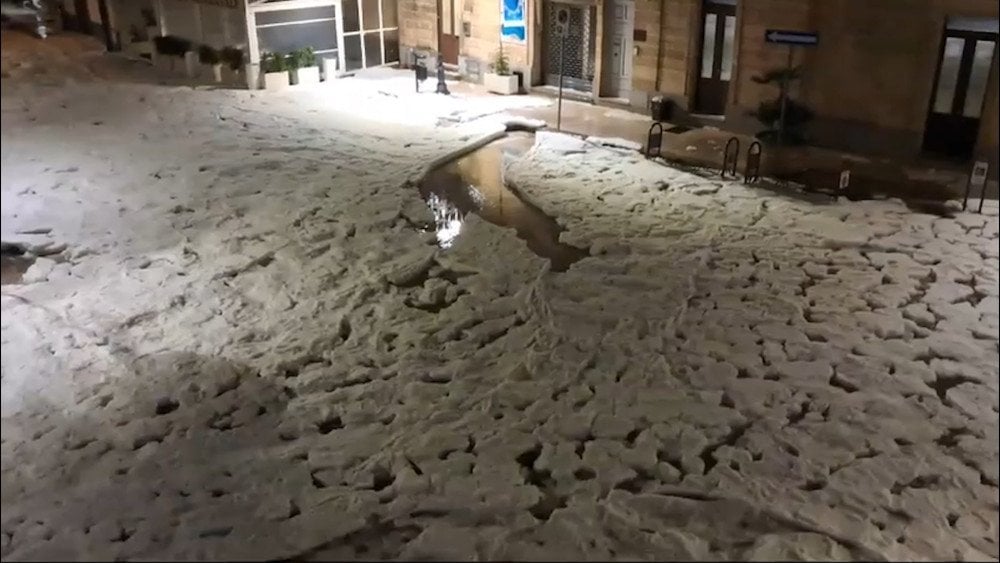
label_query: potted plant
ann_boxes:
[153,35,193,75]
[484,45,518,95]
[152,35,178,73]
[290,47,320,86]
[748,66,814,145]
[220,46,245,86]
[261,52,290,90]
[199,45,223,83]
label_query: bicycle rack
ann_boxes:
[721,137,740,179]
[645,122,664,159]
[744,141,762,184]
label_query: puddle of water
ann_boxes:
[418,133,588,271]
[1,243,33,285]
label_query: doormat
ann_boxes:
[665,125,694,134]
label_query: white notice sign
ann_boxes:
[839,170,851,190]
[971,161,989,188]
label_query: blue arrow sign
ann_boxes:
[765,29,819,46]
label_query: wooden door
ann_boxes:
[606,0,634,98]
[438,0,459,65]
[694,1,736,115]
[74,0,91,34]
[923,27,997,159]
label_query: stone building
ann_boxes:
[399,0,998,170]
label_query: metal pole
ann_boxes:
[778,45,792,145]
[557,33,565,131]
[962,174,973,211]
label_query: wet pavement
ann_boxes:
[508,99,992,203]
[418,133,588,271]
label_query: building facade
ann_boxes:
[59,0,401,80]
[399,0,998,170]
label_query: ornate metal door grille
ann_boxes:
[544,1,596,92]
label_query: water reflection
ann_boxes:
[417,134,588,271]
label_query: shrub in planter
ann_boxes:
[153,35,192,74]
[261,51,290,90]
[153,35,191,57]
[152,35,174,71]
[290,47,320,86]
[198,45,223,83]
[484,47,518,95]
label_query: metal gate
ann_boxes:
[544,1,596,92]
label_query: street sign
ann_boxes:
[555,7,570,130]
[962,160,990,212]
[555,8,570,38]
[839,170,851,191]
[971,161,989,188]
[765,29,819,46]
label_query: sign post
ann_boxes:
[839,169,851,194]
[963,160,989,213]
[764,29,818,145]
[555,8,569,131]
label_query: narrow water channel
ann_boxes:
[417,133,588,271]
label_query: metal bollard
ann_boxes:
[744,141,762,184]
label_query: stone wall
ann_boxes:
[460,0,530,74]
[626,0,702,110]
[398,0,438,53]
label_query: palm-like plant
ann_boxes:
[749,65,813,145]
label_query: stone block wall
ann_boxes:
[399,0,439,52]
[627,0,699,109]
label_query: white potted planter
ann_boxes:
[182,51,198,78]
[202,62,223,83]
[321,57,338,81]
[264,70,289,90]
[156,53,175,74]
[484,72,519,95]
[198,46,224,83]
[288,48,321,86]
[295,65,320,86]
[261,52,290,90]
[485,49,519,95]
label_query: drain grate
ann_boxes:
[665,125,694,134]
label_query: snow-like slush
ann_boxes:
[417,133,588,271]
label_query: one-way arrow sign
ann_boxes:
[765,29,819,46]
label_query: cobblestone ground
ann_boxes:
[2,32,998,561]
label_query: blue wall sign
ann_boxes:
[501,0,526,43]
